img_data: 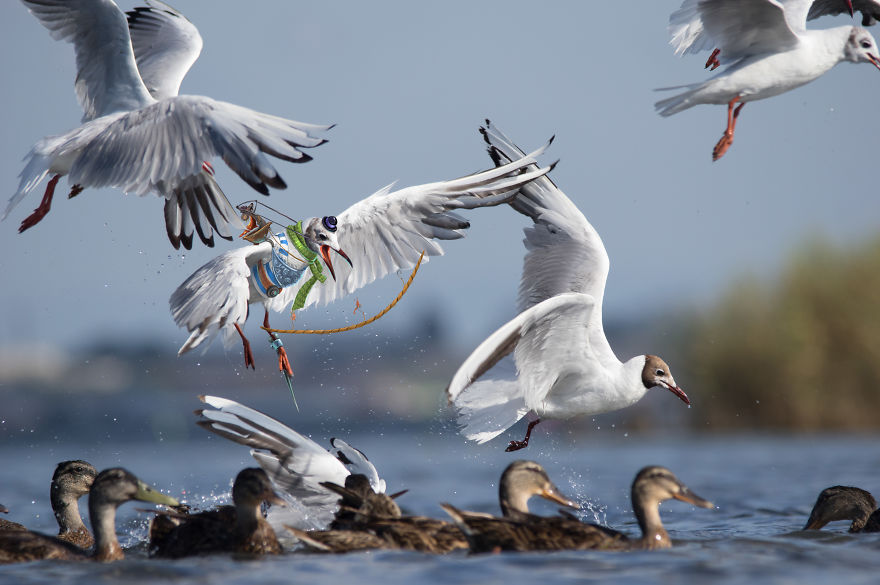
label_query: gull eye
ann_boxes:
[318,233,327,241]
[322,216,338,232]
[861,40,872,49]
[655,369,665,376]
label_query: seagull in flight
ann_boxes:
[656,0,880,160]
[170,142,555,380]
[6,0,330,248]
[446,122,689,451]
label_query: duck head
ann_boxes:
[499,460,580,516]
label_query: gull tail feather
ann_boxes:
[453,379,528,444]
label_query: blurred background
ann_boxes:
[1,0,879,447]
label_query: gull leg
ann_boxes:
[234,323,256,370]
[712,97,744,161]
[264,310,293,377]
[705,48,721,71]
[505,419,541,452]
[19,174,60,233]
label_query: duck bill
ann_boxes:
[661,381,691,405]
[803,517,826,530]
[673,486,714,509]
[540,486,581,510]
[319,245,353,282]
[389,489,410,500]
[135,480,180,507]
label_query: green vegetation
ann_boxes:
[683,234,880,430]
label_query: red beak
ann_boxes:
[663,382,691,406]
[869,53,880,72]
[319,245,353,281]
[847,0,854,17]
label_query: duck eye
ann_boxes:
[322,216,338,232]
[655,369,665,376]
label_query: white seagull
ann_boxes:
[670,0,873,70]
[446,122,689,452]
[656,0,880,160]
[6,0,330,248]
[195,395,387,531]
[170,145,555,377]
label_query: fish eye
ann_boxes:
[322,216,338,232]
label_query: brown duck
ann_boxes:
[150,467,285,558]
[443,465,713,552]
[0,460,97,547]
[0,468,178,564]
[804,486,880,533]
[288,460,579,554]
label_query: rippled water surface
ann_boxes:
[1,426,879,585]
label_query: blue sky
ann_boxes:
[0,0,878,359]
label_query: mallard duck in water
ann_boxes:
[50,460,98,548]
[804,486,880,533]
[288,460,580,554]
[0,460,97,544]
[443,465,713,552]
[0,468,178,564]
[150,468,285,558]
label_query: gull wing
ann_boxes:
[266,144,555,313]
[169,243,269,354]
[22,0,154,120]
[126,0,204,100]
[479,121,616,366]
[668,0,801,60]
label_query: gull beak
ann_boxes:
[868,53,880,72]
[673,485,714,509]
[135,480,180,507]
[540,485,581,510]
[660,380,691,405]
[847,0,854,17]
[319,245,353,282]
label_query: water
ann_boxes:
[1,429,879,585]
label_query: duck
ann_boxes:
[170,145,553,379]
[7,0,330,248]
[804,485,880,532]
[195,395,388,531]
[287,460,580,554]
[657,0,880,160]
[446,122,689,452]
[0,467,178,563]
[149,467,285,558]
[0,460,97,548]
[442,466,714,553]
[48,460,98,548]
